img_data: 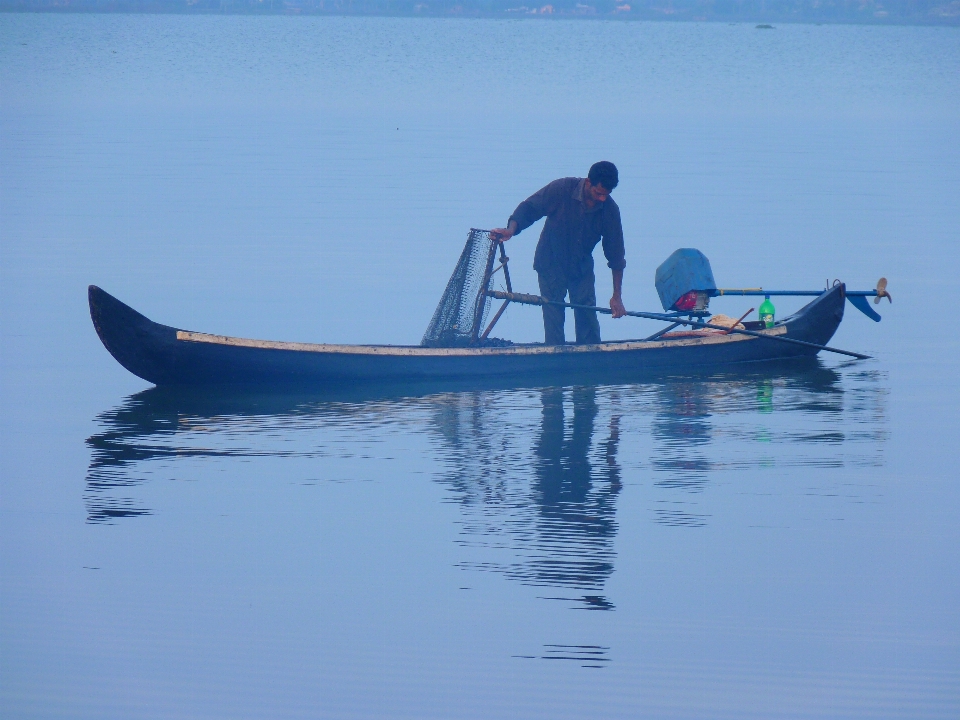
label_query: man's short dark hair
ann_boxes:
[588,161,619,191]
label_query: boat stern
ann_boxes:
[89,285,179,384]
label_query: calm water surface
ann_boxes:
[1,15,959,719]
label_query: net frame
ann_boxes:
[421,229,499,347]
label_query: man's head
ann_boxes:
[585,161,619,203]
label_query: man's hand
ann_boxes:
[490,220,518,243]
[610,294,626,319]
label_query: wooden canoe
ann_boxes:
[88,283,847,387]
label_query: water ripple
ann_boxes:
[84,361,889,607]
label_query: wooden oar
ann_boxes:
[486,290,871,360]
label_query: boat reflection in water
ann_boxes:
[647,364,886,528]
[85,359,887,605]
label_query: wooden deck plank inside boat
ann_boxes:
[174,327,786,356]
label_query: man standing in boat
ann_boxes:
[491,161,627,346]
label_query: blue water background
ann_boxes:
[2,15,959,718]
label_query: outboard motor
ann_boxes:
[655,249,717,313]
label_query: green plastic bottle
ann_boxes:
[758,295,776,328]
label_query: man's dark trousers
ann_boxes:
[538,269,601,345]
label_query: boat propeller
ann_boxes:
[874,277,892,305]
[845,277,891,322]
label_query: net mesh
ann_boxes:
[421,229,498,347]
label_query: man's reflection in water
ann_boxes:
[438,386,622,610]
[531,387,621,594]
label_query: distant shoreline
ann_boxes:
[2,0,958,27]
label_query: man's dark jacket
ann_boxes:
[508,177,626,281]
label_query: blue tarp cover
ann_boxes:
[655,249,717,311]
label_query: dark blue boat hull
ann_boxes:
[89,284,847,387]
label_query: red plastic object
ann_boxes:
[673,290,698,311]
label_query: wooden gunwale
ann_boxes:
[176,326,787,356]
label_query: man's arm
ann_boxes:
[602,201,627,318]
[491,179,567,242]
[610,269,626,318]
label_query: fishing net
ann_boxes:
[421,229,499,347]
